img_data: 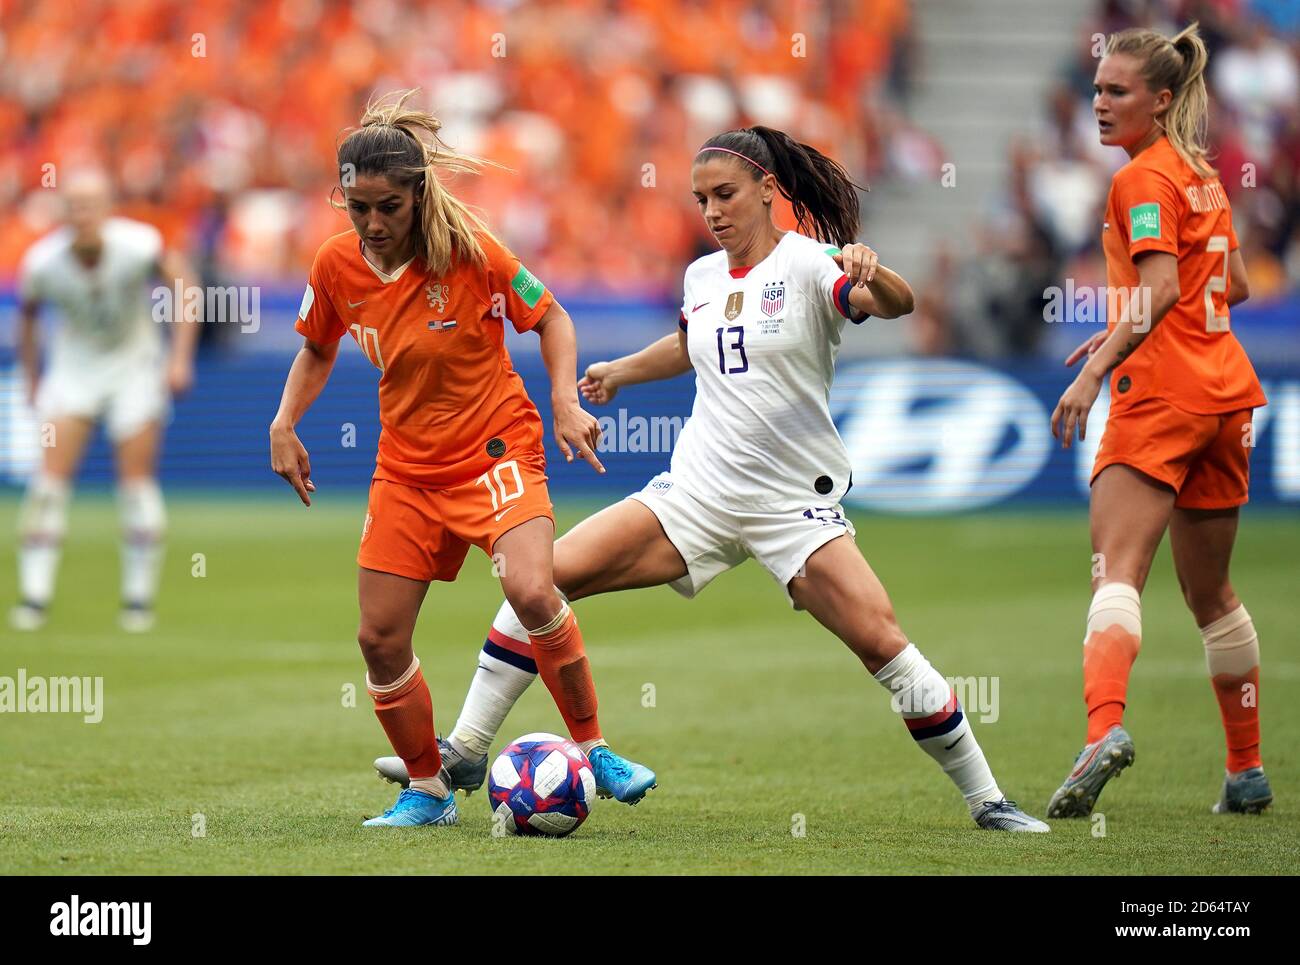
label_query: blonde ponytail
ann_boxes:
[336,89,504,276]
[1106,22,1215,178]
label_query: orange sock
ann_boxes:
[1201,605,1262,773]
[526,603,601,743]
[1081,583,1142,744]
[368,658,442,779]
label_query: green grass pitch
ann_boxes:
[0,494,1296,875]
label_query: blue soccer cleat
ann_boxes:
[1212,767,1273,815]
[1047,725,1135,818]
[361,787,458,827]
[587,745,657,805]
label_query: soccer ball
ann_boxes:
[488,733,597,837]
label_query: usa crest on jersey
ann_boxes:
[761,281,785,317]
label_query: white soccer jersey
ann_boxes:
[672,231,864,510]
[18,217,165,365]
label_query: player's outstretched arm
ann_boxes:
[578,330,692,407]
[269,336,339,505]
[834,243,915,319]
[533,300,605,473]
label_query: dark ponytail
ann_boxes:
[696,126,865,246]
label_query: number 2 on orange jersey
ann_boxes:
[1204,235,1230,333]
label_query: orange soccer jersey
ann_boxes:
[1101,135,1265,416]
[295,229,553,489]
[1094,136,1267,507]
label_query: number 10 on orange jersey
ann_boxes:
[476,459,524,513]
[350,323,385,370]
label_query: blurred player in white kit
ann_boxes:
[11,170,198,632]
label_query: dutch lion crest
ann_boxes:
[426,284,451,313]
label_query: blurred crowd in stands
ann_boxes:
[918,0,1299,358]
[0,0,910,299]
[2,0,1292,359]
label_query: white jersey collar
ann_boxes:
[359,238,416,284]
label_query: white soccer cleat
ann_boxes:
[374,755,410,788]
[118,603,156,633]
[374,738,489,796]
[9,602,47,631]
[973,798,1051,832]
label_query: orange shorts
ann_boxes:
[1091,398,1255,509]
[358,452,554,582]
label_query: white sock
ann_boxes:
[118,478,165,607]
[874,642,1002,813]
[449,598,539,757]
[17,474,69,606]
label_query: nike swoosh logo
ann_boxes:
[348,299,366,308]
[944,732,966,751]
[692,302,710,312]
[494,505,517,522]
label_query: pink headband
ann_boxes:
[695,146,772,178]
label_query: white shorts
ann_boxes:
[37,350,169,442]
[627,471,856,608]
